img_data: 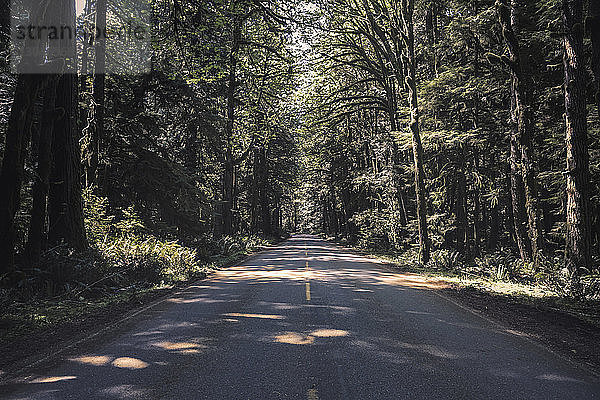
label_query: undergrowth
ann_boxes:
[0,191,278,343]
[330,233,600,301]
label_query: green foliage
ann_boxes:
[474,249,520,281]
[427,249,463,272]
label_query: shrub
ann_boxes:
[474,248,520,281]
[427,249,463,272]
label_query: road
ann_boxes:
[2,235,599,399]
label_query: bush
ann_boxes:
[427,249,463,272]
[351,209,407,251]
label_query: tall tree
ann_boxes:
[88,0,107,187]
[0,0,9,72]
[563,0,591,285]
[25,77,59,263]
[399,0,430,263]
[47,0,87,250]
[0,76,44,270]
[496,0,544,267]
[0,1,48,270]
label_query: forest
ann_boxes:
[0,0,599,335]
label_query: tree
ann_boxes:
[399,0,430,263]
[563,0,591,286]
[496,0,544,267]
[88,0,107,187]
[24,77,59,263]
[0,0,49,270]
[47,0,86,250]
[0,0,9,72]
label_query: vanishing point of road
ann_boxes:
[2,235,599,399]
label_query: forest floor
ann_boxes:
[0,240,280,377]
[346,246,600,375]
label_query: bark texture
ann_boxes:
[563,0,591,281]
[25,77,59,263]
[497,0,544,267]
[0,75,44,270]
[401,0,430,264]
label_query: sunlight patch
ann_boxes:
[153,341,206,352]
[69,355,112,366]
[274,332,315,345]
[31,375,77,383]
[111,357,149,369]
[310,329,349,338]
[536,374,583,383]
[224,313,285,320]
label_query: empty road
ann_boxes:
[2,236,599,399]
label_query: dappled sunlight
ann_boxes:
[274,332,315,345]
[223,312,286,320]
[274,328,351,345]
[31,376,77,384]
[9,237,597,400]
[69,355,112,366]
[197,251,448,295]
[152,341,207,354]
[505,329,530,338]
[111,357,149,370]
[310,329,349,338]
[69,355,149,369]
[257,301,302,311]
[376,274,449,290]
[132,330,164,337]
[215,268,308,282]
[156,322,200,330]
[536,374,584,383]
[167,297,233,304]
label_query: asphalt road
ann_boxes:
[2,235,599,399]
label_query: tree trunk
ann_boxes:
[455,167,468,257]
[258,147,272,235]
[401,0,430,264]
[510,135,530,261]
[0,0,9,72]
[0,75,44,270]
[497,0,544,267]
[563,0,591,284]
[48,70,87,250]
[25,77,59,263]
[221,154,235,236]
[89,0,107,187]
[221,17,242,236]
[425,1,438,78]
